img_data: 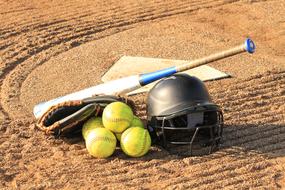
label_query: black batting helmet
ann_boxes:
[147,74,223,156]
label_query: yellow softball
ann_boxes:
[120,127,151,157]
[82,117,104,139]
[102,102,133,133]
[115,116,144,141]
[85,128,116,158]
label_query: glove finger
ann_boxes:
[36,103,100,136]
[83,95,134,109]
[54,103,101,136]
[83,95,124,105]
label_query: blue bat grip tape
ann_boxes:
[139,67,177,86]
[245,38,256,54]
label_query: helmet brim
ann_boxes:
[154,103,221,120]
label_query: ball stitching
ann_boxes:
[137,129,147,157]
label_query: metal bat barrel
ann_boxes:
[139,38,255,85]
[33,38,255,118]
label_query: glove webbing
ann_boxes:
[36,100,101,135]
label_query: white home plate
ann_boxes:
[102,56,230,95]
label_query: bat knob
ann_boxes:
[245,38,256,54]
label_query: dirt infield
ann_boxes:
[0,0,284,189]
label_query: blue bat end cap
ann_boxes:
[245,38,256,54]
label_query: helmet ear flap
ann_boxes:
[147,119,165,146]
[204,111,218,125]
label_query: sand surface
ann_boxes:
[1,0,285,189]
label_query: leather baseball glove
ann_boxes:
[36,95,133,137]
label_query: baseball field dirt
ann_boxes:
[0,0,284,189]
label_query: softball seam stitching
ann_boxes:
[105,117,132,123]
[136,129,147,157]
[121,128,134,155]
[88,136,116,144]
